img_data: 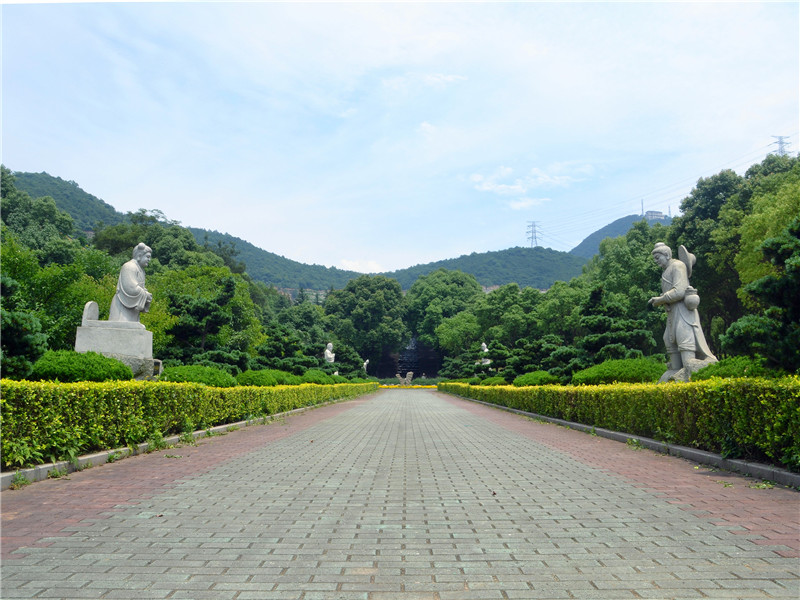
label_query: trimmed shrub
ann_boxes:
[254,369,302,385]
[513,371,560,387]
[29,351,133,383]
[438,377,800,471]
[571,358,664,385]
[301,369,335,385]
[480,376,508,386]
[160,365,238,388]
[1,380,380,469]
[692,356,786,380]
[236,370,279,387]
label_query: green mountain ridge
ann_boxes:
[12,169,635,291]
[569,213,673,259]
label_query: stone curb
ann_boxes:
[459,395,800,489]
[0,401,338,492]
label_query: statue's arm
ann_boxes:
[648,263,688,307]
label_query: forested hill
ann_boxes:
[569,213,673,259]
[11,171,124,232]
[386,246,586,289]
[14,169,591,290]
[188,228,361,290]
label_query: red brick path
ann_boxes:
[443,395,800,558]
[1,398,371,560]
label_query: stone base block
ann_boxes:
[105,354,162,380]
[75,324,153,359]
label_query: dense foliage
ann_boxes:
[3,154,798,387]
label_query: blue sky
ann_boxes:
[3,2,798,273]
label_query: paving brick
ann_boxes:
[2,389,798,599]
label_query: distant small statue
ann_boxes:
[395,372,414,386]
[363,359,369,372]
[479,342,491,365]
[109,243,153,323]
[648,242,717,382]
[324,342,335,363]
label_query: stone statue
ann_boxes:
[363,359,369,372]
[74,242,160,379]
[479,342,491,365]
[109,243,153,323]
[648,242,717,382]
[395,372,414,386]
[324,343,335,363]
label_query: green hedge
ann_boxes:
[160,365,239,387]
[513,371,559,387]
[30,350,133,383]
[0,380,378,470]
[571,358,664,385]
[438,378,800,471]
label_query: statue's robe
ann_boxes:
[660,259,715,360]
[109,259,151,322]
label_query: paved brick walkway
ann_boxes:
[2,389,798,600]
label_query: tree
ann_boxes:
[721,216,800,372]
[734,161,800,304]
[435,311,481,355]
[0,275,48,378]
[668,169,746,332]
[324,275,408,366]
[1,169,80,266]
[404,269,482,348]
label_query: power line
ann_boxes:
[533,135,799,252]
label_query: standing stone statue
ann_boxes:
[109,242,153,323]
[479,342,491,365]
[648,242,717,382]
[324,342,335,363]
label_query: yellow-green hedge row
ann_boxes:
[438,378,800,472]
[0,380,378,470]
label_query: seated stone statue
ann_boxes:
[324,342,335,363]
[648,242,717,382]
[74,242,159,379]
[109,243,153,323]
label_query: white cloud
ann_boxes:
[471,163,593,199]
[508,197,551,211]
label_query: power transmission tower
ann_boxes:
[771,136,791,157]
[526,221,539,248]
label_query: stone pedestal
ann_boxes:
[74,302,161,379]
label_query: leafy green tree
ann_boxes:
[278,301,327,347]
[435,311,481,355]
[2,168,80,266]
[324,275,408,366]
[251,321,318,374]
[575,285,656,364]
[404,269,482,348]
[165,276,235,359]
[721,216,800,372]
[734,161,800,304]
[152,267,262,363]
[668,169,746,331]
[1,275,48,378]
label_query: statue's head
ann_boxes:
[326,342,333,350]
[132,243,152,267]
[652,242,672,260]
